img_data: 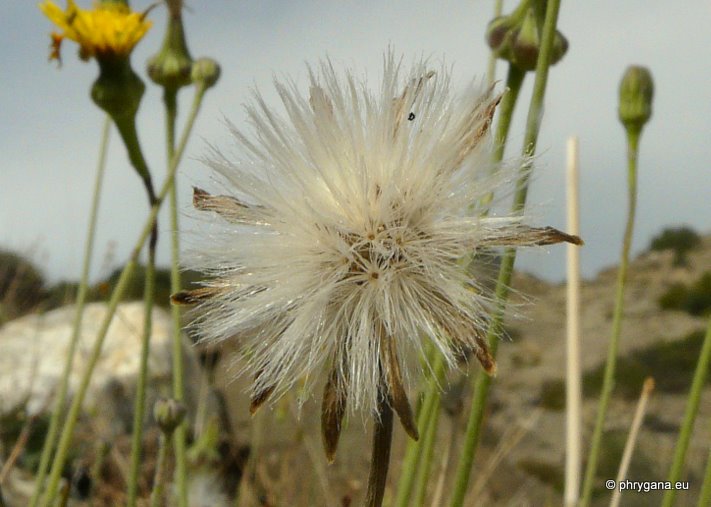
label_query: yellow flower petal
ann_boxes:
[39,0,152,61]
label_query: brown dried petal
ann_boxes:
[321,364,348,463]
[472,329,497,376]
[309,85,334,118]
[192,187,266,225]
[452,88,502,168]
[392,70,435,137]
[380,332,419,441]
[170,286,223,305]
[479,225,583,248]
[250,370,275,415]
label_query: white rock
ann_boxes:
[186,469,232,507]
[0,302,176,416]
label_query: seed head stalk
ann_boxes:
[578,128,638,507]
[580,63,654,506]
[29,116,111,507]
[40,85,208,506]
[365,393,395,507]
[449,0,564,504]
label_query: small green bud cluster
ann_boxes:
[191,58,221,90]
[147,1,193,91]
[147,1,221,92]
[486,0,567,71]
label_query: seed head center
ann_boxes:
[337,222,406,285]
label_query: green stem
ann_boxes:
[663,318,711,507]
[412,392,442,506]
[448,265,509,507]
[699,407,711,507]
[493,66,526,167]
[449,1,563,505]
[164,86,189,507]
[114,116,157,206]
[40,85,208,506]
[29,116,111,507]
[113,108,161,507]
[486,0,505,87]
[393,353,445,507]
[480,64,526,210]
[579,128,640,507]
[127,243,157,507]
[365,395,394,507]
[41,261,139,507]
[149,434,170,507]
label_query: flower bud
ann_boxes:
[485,0,568,72]
[551,31,569,65]
[91,58,145,121]
[146,1,193,90]
[510,7,539,71]
[153,398,187,435]
[618,65,654,132]
[191,57,221,89]
[486,16,517,60]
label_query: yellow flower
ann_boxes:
[39,0,152,63]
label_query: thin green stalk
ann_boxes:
[164,86,189,507]
[579,129,640,507]
[41,260,139,507]
[486,0,505,87]
[40,85,208,506]
[393,353,445,507]
[412,393,442,506]
[449,1,563,505]
[29,116,111,507]
[480,64,526,210]
[448,264,509,507]
[114,116,158,206]
[127,244,157,507]
[493,65,526,164]
[699,411,711,507]
[112,106,161,507]
[663,317,711,507]
[58,482,70,507]
[149,434,170,507]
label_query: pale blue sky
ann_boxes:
[2,1,710,283]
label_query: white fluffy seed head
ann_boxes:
[185,53,539,416]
